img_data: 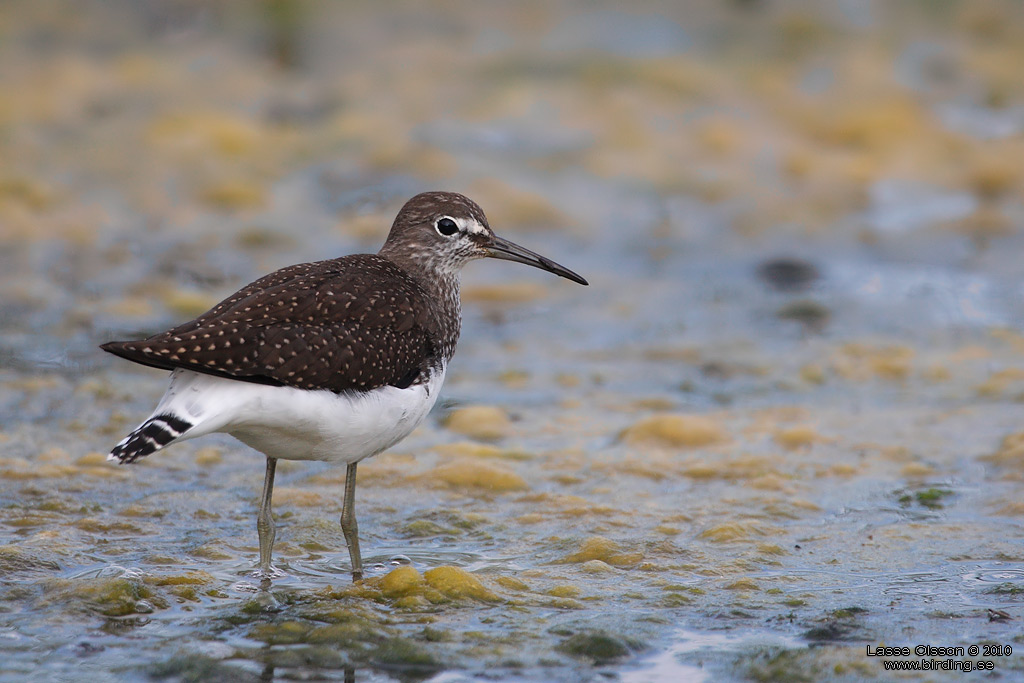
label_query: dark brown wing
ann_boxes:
[101,254,437,393]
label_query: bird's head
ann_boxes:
[380,191,588,286]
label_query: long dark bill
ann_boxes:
[485,235,589,286]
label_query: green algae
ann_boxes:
[745,648,815,683]
[402,520,457,537]
[248,620,312,645]
[896,487,956,509]
[0,545,61,573]
[555,631,639,664]
[150,655,259,683]
[368,637,441,673]
[43,577,165,617]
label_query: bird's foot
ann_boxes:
[250,565,287,585]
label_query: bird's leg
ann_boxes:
[340,462,363,581]
[256,456,278,578]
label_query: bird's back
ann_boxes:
[101,253,451,393]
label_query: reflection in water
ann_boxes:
[621,629,805,683]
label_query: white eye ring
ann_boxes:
[435,216,459,237]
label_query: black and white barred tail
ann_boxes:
[109,414,193,464]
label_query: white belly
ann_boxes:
[158,366,445,464]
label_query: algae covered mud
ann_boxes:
[3,1,1024,680]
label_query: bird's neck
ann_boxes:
[378,248,462,361]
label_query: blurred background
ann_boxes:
[3,1,1024,681]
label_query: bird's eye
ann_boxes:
[435,217,459,236]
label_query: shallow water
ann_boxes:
[2,1,1024,681]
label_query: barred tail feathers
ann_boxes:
[109,414,193,464]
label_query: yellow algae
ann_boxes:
[682,455,777,481]
[248,621,312,646]
[405,146,458,179]
[423,459,528,493]
[758,544,787,556]
[272,487,324,507]
[442,406,512,441]
[556,373,581,388]
[965,150,1022,199]
[681,463,718,479]
[379,566,425,598]
[559,536,642,567]
[643,347,701,364]
[749,474,792,492]
[620,414,728,449]
[992,328,1024,353]
[162,289,217,318]
[40,464,83,478]
[547,585,582,598]
[74,378,115,400]
[724,579,760,591]
[630,57,711,96]
[953,206,1013,241]
[468,178,573,232]
[981,431,1024,468]
[832,343,915,381]
[581,560,615,574]
[147,571,214,586]
[495,576,530,592]
[654,525,681,536]
[339,211,394,241]
[462,282,548,305]
[552,500,617,518]
[402,520,451,537]
[6,377,60,393]
[497,369,530,388]
[516,513,545,525]
[275,459,303,474]
[774,425,821,450]
[0,177,54,211]
[119,505,163,518]
[614,454,675,481]
[38,447,71,463]
[546,597,584,610]
[200,180,266,210]
[0,546,60,572]
[189,543,231,560]
[423,566,499,602]
[976,368,1024,398]
[341,452,416,485]
[995,501,1024,516]
[235,226,296,250]
[433,441,529,461]
[872,445,914,463]
[901,463,934,477]
[148,112,262,157]
[42,577,163,617]
[194,447,222,466]
[75,452,107,467]
[697,119,742,156]
[168,586,199,602]
[699,519,777,543]
[394,595,433,609]
[922,365,952,382]
[822,463,859,477]
[104,296,153,318]
[799,364,826,384]
[810,97,927,151]
[74,518,142,534]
